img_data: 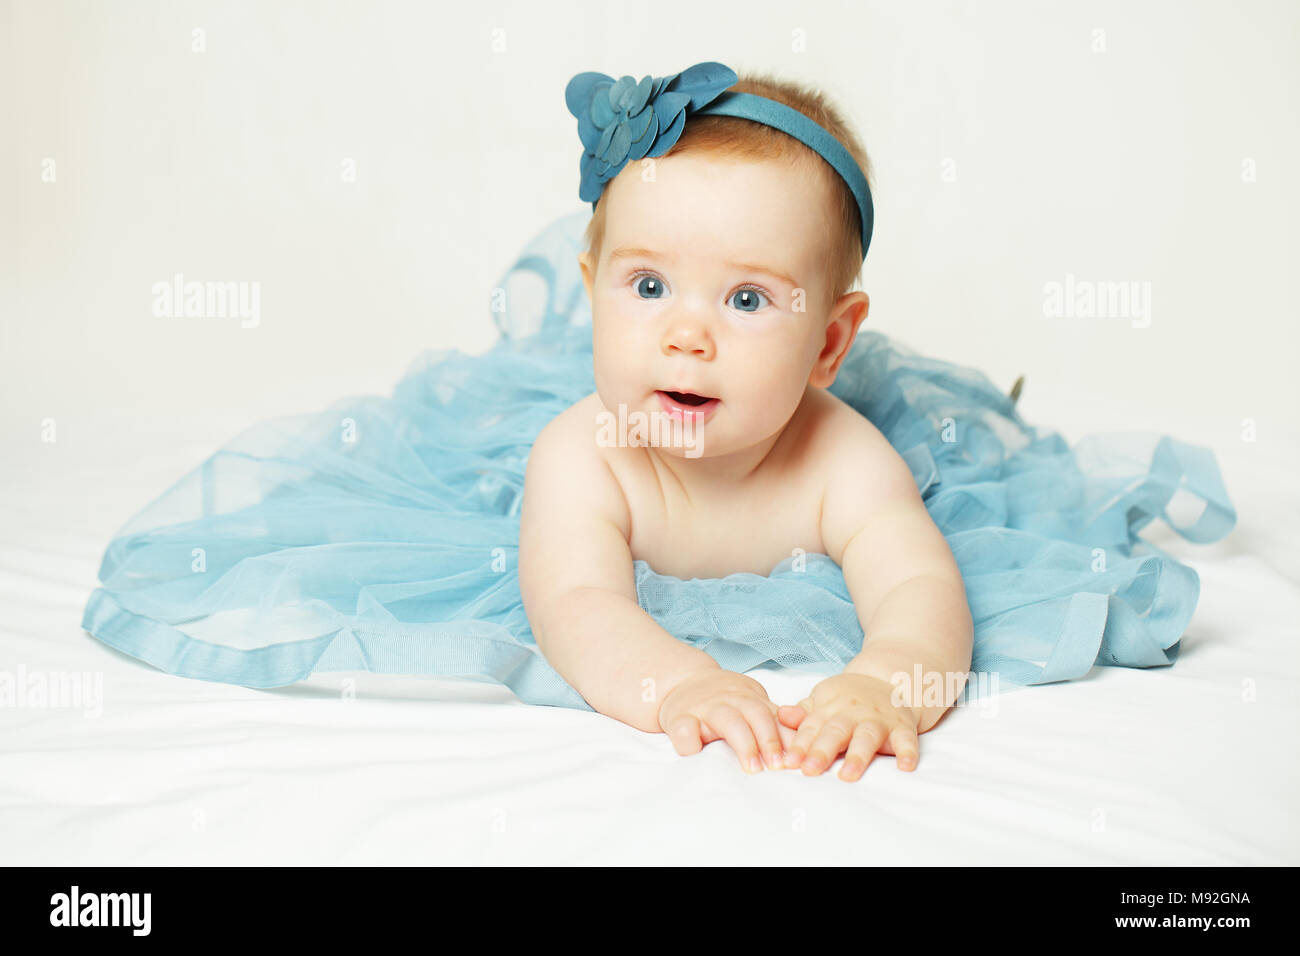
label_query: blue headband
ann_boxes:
[565,61,874,261]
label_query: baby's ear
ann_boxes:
[839,290,870,333]
[577,251,595,300]
[811,291,870,387]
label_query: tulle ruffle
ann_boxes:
[81,213,1236,710]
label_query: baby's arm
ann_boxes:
[518,415,721,734]
[820,420,974,734]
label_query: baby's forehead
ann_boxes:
[633,149,832,201]
[603,183,826,278]
[606,155,831,244]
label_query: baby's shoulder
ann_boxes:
[529,391,615,478]
[802,390,922,560]
[526,392,631,530]
[800,387,898,469]
[533,391,603,448]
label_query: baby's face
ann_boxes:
[580,152,853,459]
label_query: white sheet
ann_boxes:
[2,401,1296,865]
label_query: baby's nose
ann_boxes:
[660,320,715,359]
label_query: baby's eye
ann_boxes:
[632,273,666,299]
[729,286,770,313]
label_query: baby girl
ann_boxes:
[519,63,974,781]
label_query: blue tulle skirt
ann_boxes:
[81,212,1237,711]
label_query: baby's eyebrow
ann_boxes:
[607,246,797,288]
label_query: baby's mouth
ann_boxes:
[655,389,721,422]
[659,390,716,407]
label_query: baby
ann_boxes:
[519,68,973,782]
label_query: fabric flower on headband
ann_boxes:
[564,61,738,203]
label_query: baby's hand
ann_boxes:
[657,670,797,774]
[778,673,920,781]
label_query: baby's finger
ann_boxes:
[665,714,703,756]
[839,721,889,781]
[739,699,786,770]
[777,704,808,730]
[784,709,826,768]
[777,720,799,752]
[706,704,763,774]
[802,715,855,776]
[890,725,920,771]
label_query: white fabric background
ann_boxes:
[2,0,1297,864]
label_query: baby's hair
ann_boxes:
[582,69,874,303]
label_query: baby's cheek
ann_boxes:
[753,352,809,400]
[735,367,803,431]
[592,349,644,410]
